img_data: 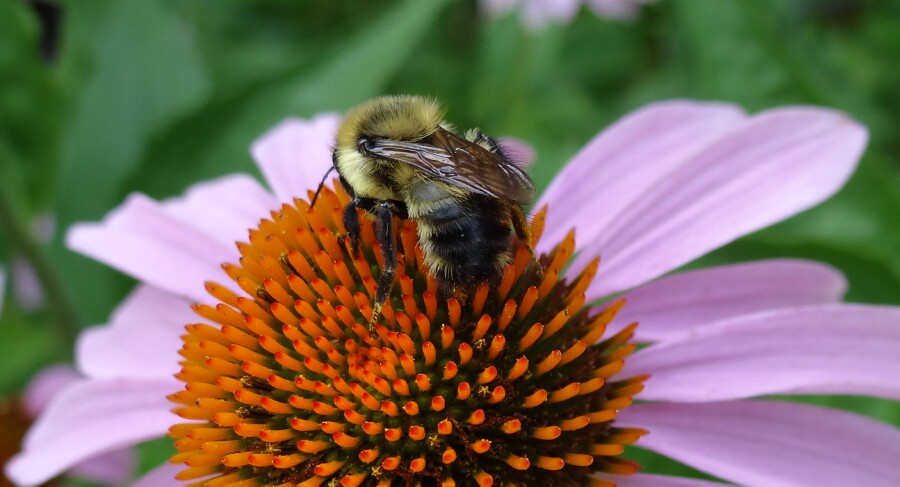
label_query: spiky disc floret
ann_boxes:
[169,183,646,487]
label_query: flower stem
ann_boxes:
[0,188,79,353]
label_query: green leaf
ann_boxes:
[48,1,210,323]
[0,318,58,393]
[57,0,210,225]
[133,0,449,199]
[0,0,68,210]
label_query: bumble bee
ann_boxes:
[317,95,538,329]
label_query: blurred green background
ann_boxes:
[1,0,899,483]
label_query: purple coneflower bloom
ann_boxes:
[482,0,655,28]
[7,101,900,486]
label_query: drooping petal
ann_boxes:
[132,462,194,487]
[497,137,536,169]
[161,174,277,250]
[77,285,195,380]
[21,364,80,417]
[0,264,5,313]
[605,259,846,341]
[521,0,581,28]
[66,193,236,302]
[536,101,746,250]
[251,114,341,203]
[19,364,138,485]
[586,0,645,21]
[6,378,178,487]
[481,0,520,17]
[618,401,900,486]
[623,305,900,402]
[70,448,137,486]
[578,107,868,296]
[599,473,730,487]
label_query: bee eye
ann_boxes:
[357,137,375,154]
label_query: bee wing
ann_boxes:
[364,127,535,205]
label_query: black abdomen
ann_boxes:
[420,194,512,292]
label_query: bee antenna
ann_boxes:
[310,166,336,207]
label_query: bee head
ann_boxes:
[335,95,446,154]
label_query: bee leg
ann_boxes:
[343,196,382,257]
[370,200,398,334]
[343,199,363,257]
[510,203,543,277]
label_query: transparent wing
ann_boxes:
[361,127,535,205]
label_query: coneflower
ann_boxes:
[9,103,900,487]
[169,184,645,486]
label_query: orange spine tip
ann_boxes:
[471,439,492,454]
[549,382,581,403]
[488,334,506,360]
[400,354,417,376]
[362,421,383,435]
[535,456,565,471]
[382,456,401,470]
[531,426,561,440]
[487,386,506,404]
[560,415,591,431]
[437,419,453,435]
[467,409,485,425]
[296,440,331,454]
[273,453,305,469]
[477,366,498,385]
[408,425,426,440]
[358,448,379,463]
[518,323,544,352]
[384,427,402,442]
[447,299,461,326]
[457,342,473,365]
[442,448,457,464]
[474,471,494,486]
[501,419,521,434]
[523,389,548,408]
[415,374,432,391]
[422,340,436,365]
[505,454,531,471]
[380,401,400,417]
[404,401,420,416]
[516,286,539,319]
[442,361,458,380]
[431,395,446,411]
[314,460,344,476]
[534,350,562,375]
[473,314,492,341]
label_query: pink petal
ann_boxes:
[586,0,644,21]
[77,285,195,380]
[481,0,520,17]
[606,259,846,341]
[6,378,177,487]
[598,473,729,487]
[22,364,80,417]
[251,114,342,203]
[12,255,44,311]
[70,447,137,486]
[536,101,746,251]
[0,264,5,314]
[618,400,900,486]
[579,107,868,296]
[522,0,580,28]
[66,193,236,303]
[497,137,536,169]
[132,462,194,487]
[624,305,900,402]
[161,174,277,250]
